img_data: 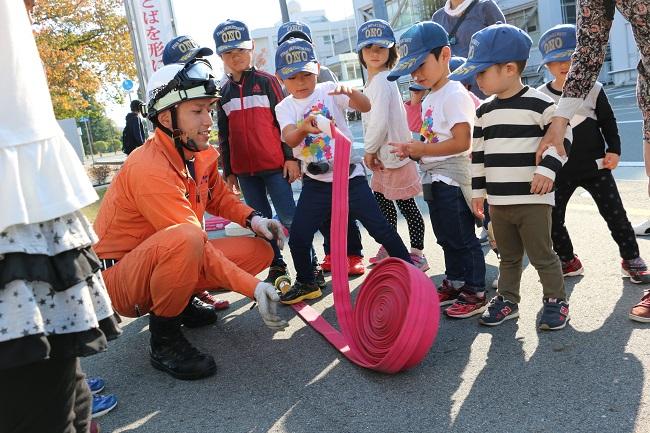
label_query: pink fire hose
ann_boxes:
[290,118,440,373]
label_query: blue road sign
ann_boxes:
[122,79,134,91]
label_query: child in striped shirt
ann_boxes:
[451,24,572,330]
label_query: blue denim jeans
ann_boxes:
[238,171,296,266]
[289,176,411,283]
[423,182,486,291]
[320,215,363,257]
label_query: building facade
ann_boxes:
[351,0,640,87]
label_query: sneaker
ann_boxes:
[445,290,488,319]
[314,266,326,289]
[280,281,322,305]
[265,264,289,285]
[86,377,105,395]
[197,291,230,310]
[348,255,365,275]
[479,295,519,326]
[622,257,650,284]
[478,228,489,245]
[320,254,332,272]
[633,220,650,236]
[369,246,388,265]
[437,279,461,306]
[629,290,650,323]
[492,274,499,289]
[562,255,584,277]
[180,296,218,328]
[91,394,118,418]
[409,253,430,272]
[539,298,570,330]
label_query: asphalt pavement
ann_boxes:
[84,84,650,433]
[84,177,650,433]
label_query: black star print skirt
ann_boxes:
[0,211,121,370]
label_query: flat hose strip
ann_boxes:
[290,119,440,373]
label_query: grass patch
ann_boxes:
[82,187,107,223]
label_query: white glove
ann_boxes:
[250,216,287,249]
[254,282,289,331]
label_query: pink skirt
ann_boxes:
[370,160,422,200]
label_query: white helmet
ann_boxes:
[146,59,219,121]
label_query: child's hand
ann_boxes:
[283,160,301,183]
[226,174,240,195]
[390,140,425,160]
[471,197,485,220]
[530,173,554,194]
[603,152,620,170]
[364,152,384,171]
[328,85,354,96]
[299,115,322,135]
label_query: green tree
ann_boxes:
[31,0,136,119]
[421,0,446,19]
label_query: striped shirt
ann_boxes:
[471,86,571,206]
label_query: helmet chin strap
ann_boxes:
[158,107,202,163]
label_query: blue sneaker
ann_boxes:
[539,298,570,330]
[479,295,519,326]
[92,394,118,418]
[86,377,105,395]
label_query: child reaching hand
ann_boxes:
[273,38,413,304]
[356,19,428,271]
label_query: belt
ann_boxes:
[100,258,119,271]
[290,121,440,373]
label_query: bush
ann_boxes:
[88,164,112,185]
[93,140,109,153]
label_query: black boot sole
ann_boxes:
[181,313,218,328]
[150,357,217,380]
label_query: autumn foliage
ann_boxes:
[31,0,136,119]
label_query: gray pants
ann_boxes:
[491,204,565,303]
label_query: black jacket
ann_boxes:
[122,112,146,155]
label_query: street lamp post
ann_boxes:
[80,117,95,164]
[279,0,290,23]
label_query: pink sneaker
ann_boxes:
[410,253,430,272]
[369,246,388,265]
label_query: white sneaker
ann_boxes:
[634,220,650,236]
[410,253,430,272]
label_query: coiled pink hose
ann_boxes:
[291,120,439,373]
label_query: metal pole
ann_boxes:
[372,0,389,20]
[84,120,96,164]
[124,0,147,101]
[279,0,290,23]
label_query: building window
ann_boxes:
[561,0,577,24]
[323,34,335,45]
[505,4,540,43]
[386,0,418,30]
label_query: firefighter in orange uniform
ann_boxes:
[93,58,288,380]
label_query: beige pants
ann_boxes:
[490,204,565,303]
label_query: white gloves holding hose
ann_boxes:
[250,215,287,249]
[254,282,288,331]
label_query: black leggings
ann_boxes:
[0,357,91,433]
[373,191,425,251]
[552,170,639,261]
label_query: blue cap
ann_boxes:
[449,24,532,82]
[162,35,213,65]
[387,22,449,82]
[277,21,312,45]
[449,56,466,73]
[213,19,253,55]
[275,39,319,80]
[356,19,395,51]
[538,24,576,71]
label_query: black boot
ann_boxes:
[180,296,218,328]
[149,313,217,380]
[264,264,289,285]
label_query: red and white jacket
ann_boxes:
[216,67,293,177]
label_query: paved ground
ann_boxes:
[83,84,650,432]
[84,175,650,433]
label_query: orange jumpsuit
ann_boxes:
[94,129,273,318]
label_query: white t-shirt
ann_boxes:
[276,82,363,182]
[361,70,412,169]
[419,80,475,164]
